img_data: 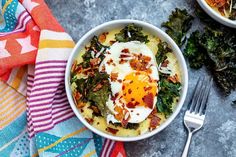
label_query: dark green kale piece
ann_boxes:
[184,31,206,69]
[155,41,171,65]
[162,8,194,46]
[156,74,181,117]
[115,24,149,43]
[75,71,111,116]
[185,26,236,95]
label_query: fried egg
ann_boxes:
[99,41,159,124]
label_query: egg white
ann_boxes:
[99,41,159,124]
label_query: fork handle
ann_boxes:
[181,131,193,157]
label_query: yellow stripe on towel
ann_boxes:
[84,150,96,157]
[11,66,27,91]
[38,127,87,153]
[39,40,75,49]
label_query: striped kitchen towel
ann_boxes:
[0,0,126,157]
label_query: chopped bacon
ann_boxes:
[143,93,154,109]
[101,65,106,73]
[76,101,85,108]
[150,116,161,129]
[107,59,113,65]
[85,118,94,124]
[71,60,77,72]
[109,40,116,45]
[119,59,127,64]
[98,32,108,43]
[127,102,136,108]
[89,105,100,114]
[90,58,101,67]
[74,92,82,102]
[106,127,119,134]
[168,74,180,83]
[127,101,140,108]
[121,48,130,53]
[110,72,118,82]
[161,60,169,67]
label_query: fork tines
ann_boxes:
[188,77,213,115]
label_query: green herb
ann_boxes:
[155,41,170,65]
[156,74,181,117]
[115,24,149,43]
[162,8,193,46]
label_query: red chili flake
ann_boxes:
[135,101,140,106]
[122,85,125,90]
[117,79,122,83]
[120,54,131,58]
[136,113,140,116]
[127,102,136,108]
[128,89,132,94]
[111,93,119,101]
[131,98,135,101]
[121,48,130,53]
[143,93,154,109]
[80,109,84,113]
[106,127,119,135]
[101,65,106,73]
[144,86,152,91]
[130,80,133,84]
[131,110,134,112]
[106,51,111,54]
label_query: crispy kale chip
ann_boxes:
[184,31,206,69]
[75,71,111,116]
[156,74,181,117]
[115,24,149,43]
[162,8,194,46]
[185,26,236,95]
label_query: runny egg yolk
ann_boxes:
[122,71,157,109]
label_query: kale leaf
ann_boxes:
[162,8,194,46]
[184,31,206,69]
[75,71,111,116]
[156,74,181,117]
[155,41,171,65]
[115,24,149,43]
[80,36,108,68]
[184,26,236,95]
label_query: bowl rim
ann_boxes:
[65,19,188,142]
[197,0,236,28]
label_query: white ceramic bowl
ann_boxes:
[65,20,188,141]
[197,0,236,28]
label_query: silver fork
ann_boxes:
[181,77,213,157]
